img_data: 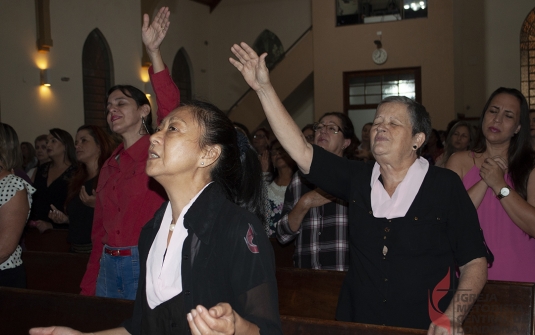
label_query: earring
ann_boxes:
[201,161,204,166]
[139,116,150,136]
[412,145,417,150]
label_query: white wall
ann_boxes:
[484,0,534,96]
[0,0,143,143]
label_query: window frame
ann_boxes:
[343,67,422,113]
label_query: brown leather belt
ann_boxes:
[104,247,131,256]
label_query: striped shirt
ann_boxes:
[276,171,349,271]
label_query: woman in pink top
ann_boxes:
[447,87,535,282]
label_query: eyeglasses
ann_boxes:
[313,122,342,135]
[304,134,315,142]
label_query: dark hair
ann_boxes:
[21,142,36,167]
[49,128,77,165]
[253,127,271,140]
[0,123,22,171]
[377,96,432,157]
[428,129,444,149]
[301,124,314,133]
[233,122,251,140]
[473,87,535,199]
[268,139,297,183]
[319,112,358,158]
[184,100,266,224]
[441,121,474,165]
[106,85,153,133]
[65,125,116,208]
[35,134,48,144]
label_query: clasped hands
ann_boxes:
[479,156,508,192]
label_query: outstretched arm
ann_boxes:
[229,42,313,174]
[142,7,170,73]
[143,7,180,122]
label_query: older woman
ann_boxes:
[435,121,474,167]
[447,88,535,282]
[30,101,282,335]
[80,7,179,298]
[230,42,489,334]
[0,123,35,288]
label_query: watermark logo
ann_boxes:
[428,268,451,332]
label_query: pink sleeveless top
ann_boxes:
[463,164,535,282]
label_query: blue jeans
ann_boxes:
[95,245,139,300]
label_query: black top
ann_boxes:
[123,183,282,335]
[306,146,490,330]
[66,177,96,245]
[30,162,75,227]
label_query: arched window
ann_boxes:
[172,48,193,103]
[82,28,114,129]
[521,7,535,109]
[253,30,284,71]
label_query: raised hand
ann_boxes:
[80,186,96,208]
[142,7,170,54]
[229,42,270,92]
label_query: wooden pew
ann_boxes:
[0,287,133,335]
[270,237,295,268]
[276,267,345,320]
[22,251,89,294]
[280,316,426,335]
[276,267,535,335]
[23,228,70,252]
[20,251,535,335]
[0,287,426,335]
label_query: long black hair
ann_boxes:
[106,85,153,134]
[472,87,535,199]
[184,100,266,224]
[49,128,77,165]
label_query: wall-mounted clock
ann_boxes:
[372,48,388,65]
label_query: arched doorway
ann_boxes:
[82,28,114,129]
[172,48,193,104]
[521,7,535,109]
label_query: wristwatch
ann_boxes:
[496,186,510,200]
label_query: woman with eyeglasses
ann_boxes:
[274,112,354,271]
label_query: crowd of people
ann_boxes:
[0,6,532,335]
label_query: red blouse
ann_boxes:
[81,66,180,295]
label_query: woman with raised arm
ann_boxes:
[446,88,535,282]
[80,7,180,299]
[30,101,282,335]
[230,42,490,334]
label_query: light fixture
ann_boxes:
[40,69,50,86]
[403,0,426,11]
